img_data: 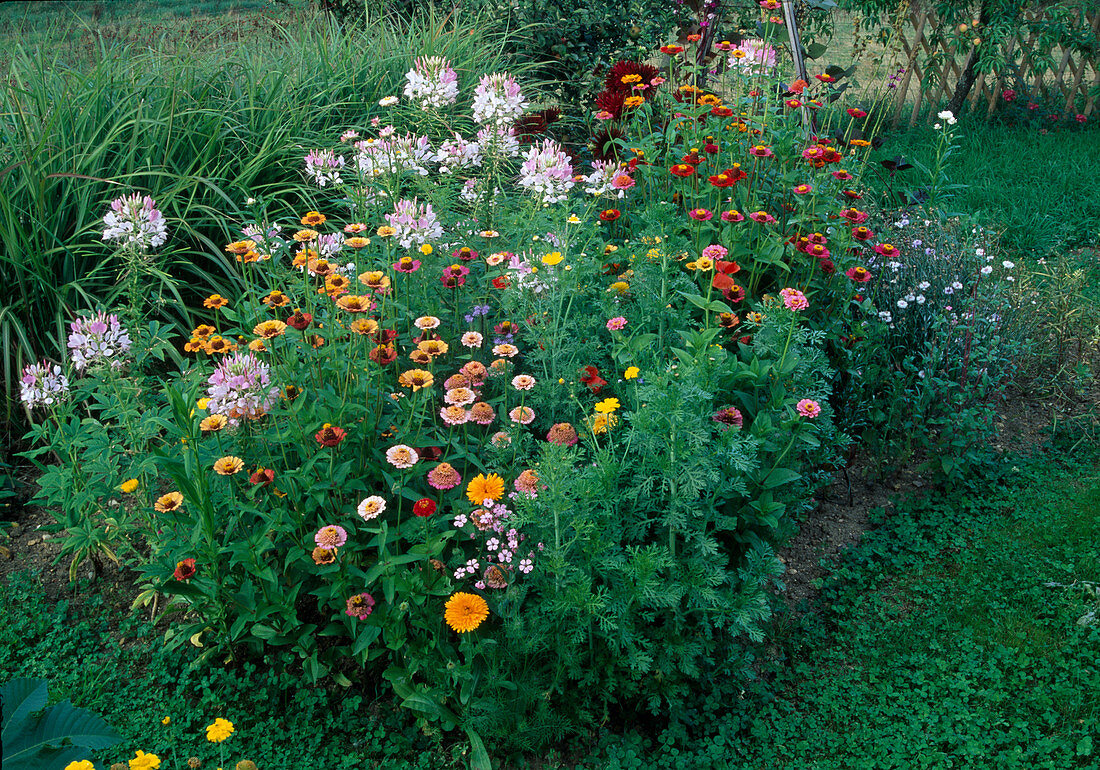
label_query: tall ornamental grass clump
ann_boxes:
[0,8,520,421]
[18,10,1026,760]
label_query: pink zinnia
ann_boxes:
[606,316,627,331]
[780,287,809,311]
[440,405,470,426]
[511,374,536,390]
[701,244,728,261]
[315,525,348,550]
[469,401,496,425]
[749,211,776,224]
[345,592,375,619]
[845,266,872,283]
[796,398,821,418]
[722,210,745,223]
[688,208,713,221]
[514,469,539,494]
[427,462,462,490]
[610,172,635,191]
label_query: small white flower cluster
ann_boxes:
[402,56,459,110]
[476,124,520,158]
[19,361,69,409]
[102,194,167,250]
[934,109,958,130]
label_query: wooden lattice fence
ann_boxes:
[889,2,1100,125]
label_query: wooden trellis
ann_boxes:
[891,3,1100,126]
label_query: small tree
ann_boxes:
[841,0,1100,114]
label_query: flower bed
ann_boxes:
[19,15,1023,760]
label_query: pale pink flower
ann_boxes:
[606,316,627,331]
[461,331,484,348]
[780,287,809,311]
[357,496,387,521]
[385,444,419,468]
[511,374,536,390]
[509,406,535,425]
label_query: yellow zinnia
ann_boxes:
[465,473,505,505]
[624,367,640,380]
[444,592,489,633]
[119,478,139,494]
[129,750,161,770]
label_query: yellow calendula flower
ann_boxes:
[64,761,95,770]
[129,750,162,770]
[624,367,639,380]
[205,717,235,743]
[419,244,433,255]
[196,398,210,410]
[161,716,171,725]
[120,478,140,494]
[541,252,563,266]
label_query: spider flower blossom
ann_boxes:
[303,149,346,187]
[730,39,777,72]
[472,72,528,128]
[102,194,167,250]
[357,133,434,177]
[385,198,444,249]
[67,311,132,371]
[205,352,280,425]
[403,56,459,110]
[518,139,574,206]
[434,133,482,174]
[19,361,69,408]
[476,125,521,158]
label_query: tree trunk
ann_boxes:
[946,0,993,115]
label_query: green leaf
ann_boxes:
[467,728,493,770]
[1,680,122,769]
[762,468,802,489]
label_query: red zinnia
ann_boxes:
[286,310,313,330]
[315,424,347,447]
[852,226,873,241]
[369,344,397,365]
[670,163,696,178]
[413,498,437,517]
[173,558,196,581]
[249,468,275,486]
[599,209,621,222]
[491,276,509,290]
[846,108,867,118]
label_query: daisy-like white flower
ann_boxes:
[511,374,536,390]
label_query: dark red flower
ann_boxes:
[739,335,753,345]
[819,259,836,275]
[491,276,509,290]
[711,105,734,117]
[604,60,661,93]
[580,365,607,394]
[418,446,443,462]
[369,344,397,365]
[670,163,696,178]
[712,406,744,429]
[413,498,437,518]
[599,209,621,222]
[315,424,347,447]
[286,310,313,330]
[851,226,874,241]
[373,328,398,344]
[173,558,196,581]
[249,468,275,486]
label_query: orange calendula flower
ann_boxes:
[466,473,505,505]
[203,294,229,310]
[154,492,183,513]
[444,592,489,633]
[213,456,244,475]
